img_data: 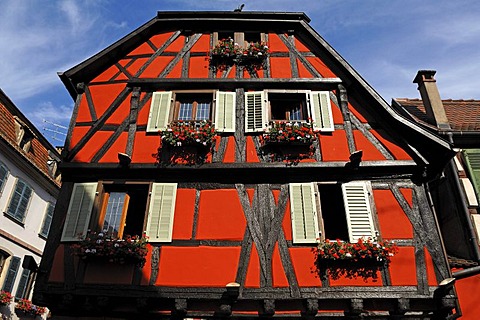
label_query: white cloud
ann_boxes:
[26,101,72,140]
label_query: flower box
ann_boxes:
[313,238,398,282]
[210,38,269,70]
[159,120,217,149]
[15,298,47,317]
[71,231,148,268]
[262,121,316,145]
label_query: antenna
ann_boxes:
[43,119,67,143]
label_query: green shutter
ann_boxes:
[40,202,55,237]
[342,182,376,242]
[215,91,236,132]
[146,183,177,242]
[15,268,31,299]
[463,149,480,203]
[290,183,319,244]
[310,91,334,132]
[147,91,172,132]
[6,179,32,222]
[2,256,20,292]
[0,162,8,192]
[61,183,98,241]
[245,91,266,132]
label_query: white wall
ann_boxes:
[0,152,56,300]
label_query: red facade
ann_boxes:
[35,12,458,319]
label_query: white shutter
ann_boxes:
[146,91,172,132]
[215,91,236,132]
[146,183,177,242]
[342,182,376,242]
[290,183,319,244]
[310,91,334,132]
[245,91,266,132]
[61,183,98,241]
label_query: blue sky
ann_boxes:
[1,0,479,145]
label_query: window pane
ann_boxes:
[178,103,193,120]
[290,105,302,120]
[196,102,211,120]
[103,192,127,237]
[269,93,306,121]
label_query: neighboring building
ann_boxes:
[0,88,61,315]
[394,70,480,319]
[35,12,458,318]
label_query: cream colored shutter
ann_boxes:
[61,182,98,241]
[310,91,334,132]
[290,183,319,244]
[342,182,375,242]
[146,183,177,242]
[147,91,172,132]
[245,91,266,132]
[215,91,236,132]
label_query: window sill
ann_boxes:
[3,212,25,227]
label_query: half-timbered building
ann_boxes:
[34,11,459,319]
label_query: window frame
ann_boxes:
[61,182,178,243]
[5,178,33,223]
[97,187,131,238]
[289,181,378,244]
[245,90,334,133]
[147,90,236,133]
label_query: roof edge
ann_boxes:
[156,11,311,23]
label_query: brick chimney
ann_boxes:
[413,70,451,130]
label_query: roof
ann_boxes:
[394,98,480,132]
[0,88,61,188]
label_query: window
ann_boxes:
[39,202,55,238]
[61,182,177,243]
[245,90,334,133]
[0,162,8,195]
[14,116,33,152]
[269,93,307,121]
[6,179,33,223]
[99,185,149,238]
[174,93,212,121]
[147,91,236,133]
[2,256,20,293]
[289,181,376,244]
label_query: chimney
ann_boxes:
[413,70,451,130]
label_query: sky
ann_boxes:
[1,0,479,145]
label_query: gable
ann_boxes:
[60,11,453,179]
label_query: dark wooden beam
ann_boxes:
[127,77,342,91]
[59,160,420,184]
